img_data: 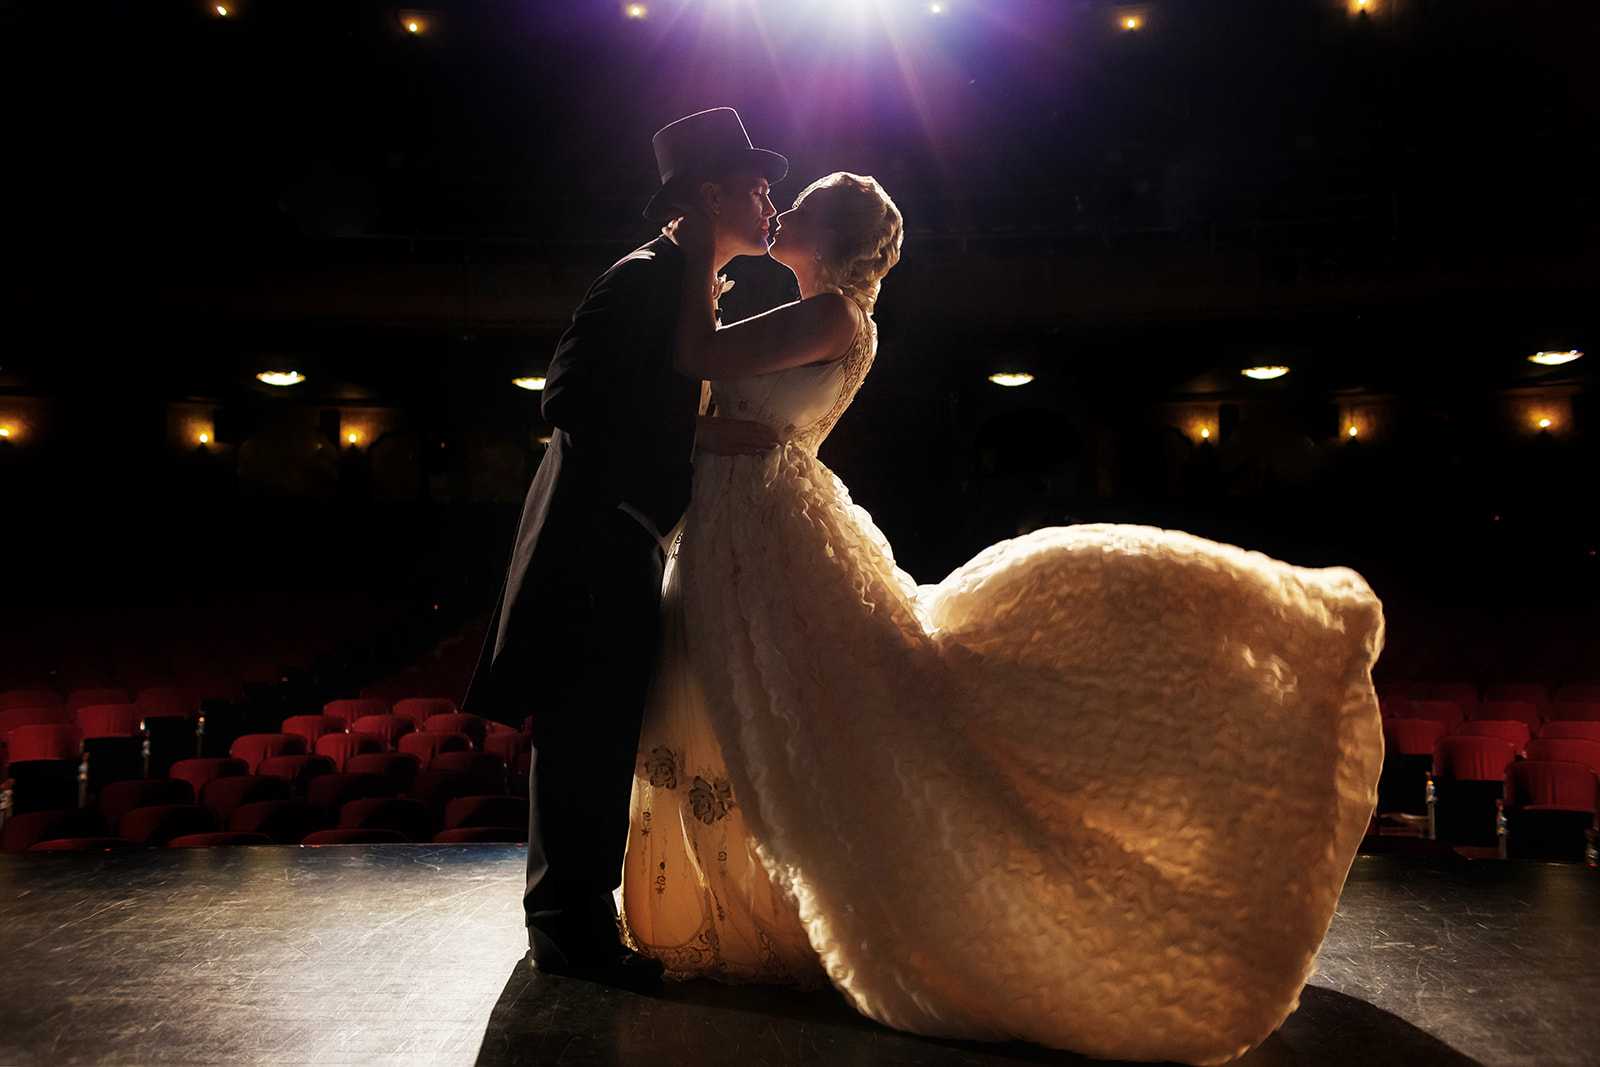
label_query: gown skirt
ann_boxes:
[619,438,1385,1067]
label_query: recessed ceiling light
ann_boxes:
[1241,366,1290,380]
[988,373,1034,387]
[1528,350,1582,366]
[257,371,305,386]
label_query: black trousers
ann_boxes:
[521,508,666,954]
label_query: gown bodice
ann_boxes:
[709,318,875,455]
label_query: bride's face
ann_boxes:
[768,203,819,273]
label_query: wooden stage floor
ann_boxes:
[0,846,1594,1066]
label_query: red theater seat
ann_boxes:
[315,731,386,771]
[168,757,249,798]
[1402,700,1466,731]
[306,772,398,816]
[344,752,421,795]
[1538,721,1600,745]
[422,713,489,749]
[322,698,391,731]
[1455,720,1531,757]
[398,731,470,764]
[338,797,435,842]
[199,775,294,825]
[1500,760,1600,861]
[1545,702,1600,723]
[1467,701,1541,733]
[433,826,526,844]
[0,689,62,712]
[280,715,347,747]
[351,714,416,750]
[135,686,202,720]
[75,704,144,739]
[228,800,329,844]
[229,733,308,773]
[28,837,138,851]
[118,804,219,846]
[1525,738,1600,780]
[98,778,195,830]
[1430,736,1516,847]
[443,794,528,830]
[65,688,131,715]
[1554,685,1600,704]
[1482,683,1549,711]
[391,697,458,725]
[257,753,337,797]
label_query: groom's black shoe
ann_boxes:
[527,925,665,993]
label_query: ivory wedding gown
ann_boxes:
[618,320,1385,1066]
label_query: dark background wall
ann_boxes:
[2,0,1595,680]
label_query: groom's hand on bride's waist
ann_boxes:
[695,414,782,455]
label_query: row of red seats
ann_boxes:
[1383,698,1600,732]
[1377,681,1600,712]
[1378,725,1600,860]
[3,724,531,852]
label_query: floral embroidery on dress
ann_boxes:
[688,775,735,824]
[644,745,680,789]
[787,320,876,455]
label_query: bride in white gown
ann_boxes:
[617,172,1385,1066]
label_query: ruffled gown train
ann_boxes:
[618,325,1384,1066]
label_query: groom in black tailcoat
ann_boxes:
[464,108,785,984]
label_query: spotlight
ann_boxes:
[928,2,945,13]
[0,428,10,437]
[407,21,419,33]
[1539,418,1552,429]
[1529,350,1582,366]
[1241,366,1289,380]
[1124,16,1140,30]
[198,432,210,444]
[1200,428,1210,439]
[1348,426,1358,437]
[348,431,360,444]
[513,376,548,391]
[257,371,306,387]
[624,3,647,18]
[988,373,1034,387]
[215,5,229,15]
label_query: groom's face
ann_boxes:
[711,168,777,260]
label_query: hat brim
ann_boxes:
[643,147,789,222]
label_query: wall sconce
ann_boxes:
[513,376,547,391]
[1528,350,1582,366]
[257,371,305,387]
[988,373,1034,387]
[1241,366,1290,381]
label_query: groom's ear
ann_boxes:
[698,180,723,217]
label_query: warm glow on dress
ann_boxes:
[513,376,548,391]
[257,371,305,386]
[1241,366,1290,380]
[988,373,1034,387]
[1529,350,1582,366]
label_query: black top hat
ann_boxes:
[643,108,788,222]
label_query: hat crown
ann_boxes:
[652,107,755,184]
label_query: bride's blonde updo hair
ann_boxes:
[795,172,903,314]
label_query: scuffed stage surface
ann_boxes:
[0,846,1593,1066]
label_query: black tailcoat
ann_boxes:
[464,235,699,935]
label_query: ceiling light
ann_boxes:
[1528,350,1582,366]
[988,373,1034,387]
[257,371,305,387]
[1241,366,1290,380]
[513,376,547,391]
[624,3,647,18]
